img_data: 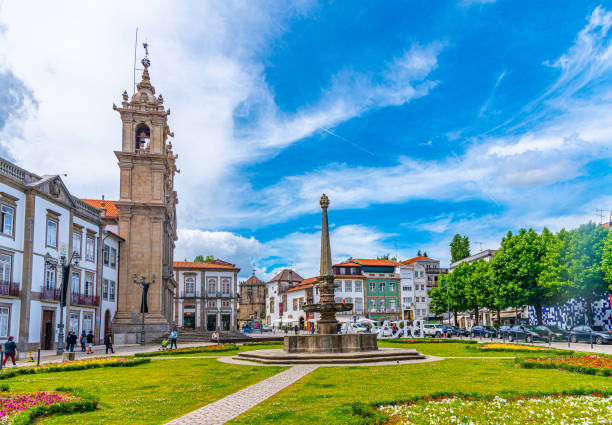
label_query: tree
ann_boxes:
[417,249,422,256]
[423,251,428,257]
[194,255,215,263]
[604,229,612,290]
[377,254,390,260]
[490,228,560,325]
[564,222,609,326]
[430,264,470,325]
[450,234,470,263]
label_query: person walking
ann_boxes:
[67,331,77,352]
[3,336,16,366]
[169,328,178,350]
[104,332,115,354]
[211,330,218,343]
[86,330,94,354]
[80,331,87,352]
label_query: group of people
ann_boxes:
[65,331,102,354]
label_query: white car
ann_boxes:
[423,323,444,338]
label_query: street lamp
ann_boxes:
[133,274,156,345]
[45,250,80,355]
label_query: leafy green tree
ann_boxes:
[417,249,422,256]
[450,234,470,263]
[490,228,560,325]
[430,264,470,325]
[564,222,609,325]
[377,254,390,260]
[194,255,215,263]
[423,251,428,257]
[603,229,612,290]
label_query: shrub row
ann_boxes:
[0,357,150,380]
[384,338,478,344]
[135,344,238,357]
[466,344,573,355]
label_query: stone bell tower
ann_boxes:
[111,49,179,344]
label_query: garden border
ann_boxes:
[0,357,150,380]
[135,344,238,357]
[516,356,612,376]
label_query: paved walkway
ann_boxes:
[164,365,318,425]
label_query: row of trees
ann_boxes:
[430,222,612,326]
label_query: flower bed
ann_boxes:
[0,357,149,380]
[0,389,97,425]
[135,344,238,357]
[467,343,569,354]
[385,339,477,345]
[373,393,612,425]
[518,355,612,376]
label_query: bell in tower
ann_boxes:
[111,43,179,344]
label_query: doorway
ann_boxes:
[221,314,231,331]
[41,309,54,350]
[104,310,111,335]
[183,312,195,329]
[206,314,217,331]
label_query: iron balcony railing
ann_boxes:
[70,292,100,306]
[180,290,201,298]
[0,281,20,297]
[41,286,61,301]
[205,291,233,298]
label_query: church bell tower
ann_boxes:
[111,47,179,343]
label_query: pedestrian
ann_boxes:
[80,331,86,352]
[67,331,77,352]
[310,325,315,335]
[169,328,178,350]
[86,330,94,354]
[294,324,298,335]
[3,336,16,366]
[104,332,115,354]
[211,330,218,343]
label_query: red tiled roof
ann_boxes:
[401,256,437,265]
[173,261,238,270]
[106,230,125,241]
[353,258,400,266]
[81,199,119,218]
[334,261,359,267]
[286,277,317,293]
[268,269,304,283]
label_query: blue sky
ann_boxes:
[1,1,611,279]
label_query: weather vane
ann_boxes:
[141,41,151,68]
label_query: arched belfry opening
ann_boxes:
[135,124,150,151]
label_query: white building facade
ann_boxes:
[400,256,445,321]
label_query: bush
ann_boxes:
[0,357,150,380]
[385,338,478,344]
[135,344,238,357]
[466,343,573,355]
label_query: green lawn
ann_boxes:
[228,358,612,425]
[377,340,566,357]
[7,358,285,424]
[157,343,284,357]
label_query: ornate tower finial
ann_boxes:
[319,194,332,277]
[141,42,151,68]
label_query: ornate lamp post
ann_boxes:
[133,274,155,345]
[45,250,80,356]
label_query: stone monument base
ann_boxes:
[236,347,426,365]
[112,312,172,345]
[284,333,378,353]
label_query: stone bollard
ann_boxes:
[62,352,76,362]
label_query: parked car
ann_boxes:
[444,326,469,337]
[470,325,497,338]
[497,325,512,339]
[507,325,543,343]
[261,324,272,332]
[423,323,445,338]
[570,325,612,345]
[534,325,570,341]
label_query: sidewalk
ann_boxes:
[2,341,215,368]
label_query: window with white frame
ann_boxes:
[207,278,217,295]
[355,298,363,313]
[344,281,352,292]
[110,247,117,268]
[334,280,341,291]
[369,299,376,312]
[44,262,56,289]
[0,307,8,338]
[102,279,109,300]
[369,282,375,292]
[72,232,82,257]
[83,313,93,333]
[379,282,386,292]
[354,280,362,292]
[389,282,396,292]
[389,299,397,312]
[221,300,230,308]
[0,205,14,236]
[339,267,346,275]
[69,312,79,333]
[71,271,80,294]
[84,273,93,296]
[207,300,216,308]
[103,245,110,266]
[185,277,195,294]
[46,219,58,247]
[85,236,95,261]
[0,253,11,283]
[109,281,116,301]
[221,278,231,295]
[379,298,386,312]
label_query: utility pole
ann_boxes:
[595,208,610,225]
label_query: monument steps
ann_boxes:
[236,348,426,364]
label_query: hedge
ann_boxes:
[0,357,150,380]
[135,344,238,357]
[466,344,574,355]
[11,387,98,425]
[384,338,478,344]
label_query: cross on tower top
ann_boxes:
[141,42,151,68]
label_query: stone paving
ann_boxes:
[164,364,318,425]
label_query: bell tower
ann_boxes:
[111,48,179,344]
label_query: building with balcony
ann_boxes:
[173,260,240,332]
[399,256,446,321]
[352,259,401,324]
[332,261,366,323]
[265,269,303,327]
[284,277,318,331]
[0,157,109,350]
